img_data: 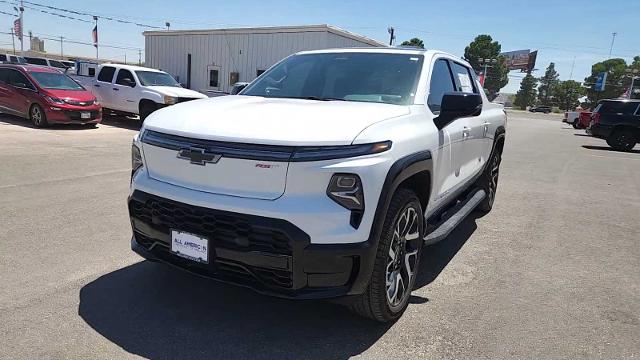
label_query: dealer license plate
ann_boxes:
[171,230,209,263]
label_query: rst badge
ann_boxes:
[177,147,222,165]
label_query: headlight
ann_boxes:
[44,96,65,104]
[131,144,143,179]
[163,95,177,105]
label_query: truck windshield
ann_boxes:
[135,71,180,87]
[242,52,424,105]
[29,72,84,90]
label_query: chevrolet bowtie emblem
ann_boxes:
[177,147,222,165]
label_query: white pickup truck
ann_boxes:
[71,64,207,120]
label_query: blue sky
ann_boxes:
[1,0,638,93]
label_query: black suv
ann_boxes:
[529,106,552,114]
[587,99,639,151]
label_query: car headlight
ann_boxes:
[327,173,365,228]
[163,95,177,105]
[131,144,143,179]
[44,95,65,104]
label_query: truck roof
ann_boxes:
[100,63,165,73]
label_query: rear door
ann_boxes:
[94,66,117,109]
[0,67,13,112]
[427,58,469,211]
[6,69,36,116]
[112,68,138,113]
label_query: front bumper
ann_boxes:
[45,105,102,124]
[129,190,377,299]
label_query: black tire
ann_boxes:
[349,188,424,322]
[606,129,637,152]
[572,120,580,129]
[476,150,501,213]
[29,104,48,128]
[139,102,157,121]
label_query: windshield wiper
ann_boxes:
[302,96,346,101]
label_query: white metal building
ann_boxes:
[143,24,386,94]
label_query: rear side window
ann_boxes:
[8,69,34,89]
[427,59,456,113]
[25,57,48,66]
[97,66,116,82]
[0,54,6,61]
[597,101,639,115]
[0,68,9,82]
[451,62,477,93]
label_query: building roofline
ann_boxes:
[143,24,387,47]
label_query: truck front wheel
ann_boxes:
[349,188,423,322]
[139,101,158,121]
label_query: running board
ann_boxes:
[423,189,486,246]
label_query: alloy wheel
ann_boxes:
[487,154,500,207]
[31,106,42,126]
[385,206,420,311]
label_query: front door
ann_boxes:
[112,68,138,113]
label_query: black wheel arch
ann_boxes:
[348,151,432,295]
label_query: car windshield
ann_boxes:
[242,52,424,105]
[135,71,180,87]
[29,72,84,90]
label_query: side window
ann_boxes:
[0,54,6,61]
[427,59,455,113]
[8,70,34,89]
[451,62,477,93]
[97,66,116,82]
[115,69,135,86]
[0,68,9,83]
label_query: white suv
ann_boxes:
[128,48,506,321]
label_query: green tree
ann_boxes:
[400,37,425,48]
[553,80,585,111]
[537,63,560,106]
[463,35,509,100]
[583,58,628,106]
[514,73,538,110]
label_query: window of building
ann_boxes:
[256,69,266,77]
[229,72,239,85]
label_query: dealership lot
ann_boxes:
[0,111,638,359]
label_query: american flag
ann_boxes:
[13,18,22,42]
[92,25,98,48]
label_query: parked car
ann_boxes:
[128,48,507,322]
[587,99,639,151]
[578,111,592,129]
[71,63,207,120]
[23,56,68,70]
[563,111,581,128]
[0,64,101,127]
[530,105,552,113]
[0,54,27,64]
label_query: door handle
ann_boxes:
[482,122,490,136]
[462,126,470,138]
[112,88,119,91]
[94,84,100,87]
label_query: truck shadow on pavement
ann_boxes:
[582,145,640,154]
[0,113,96,130]
[78,215,479,360]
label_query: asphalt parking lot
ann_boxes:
[0,110,638,359]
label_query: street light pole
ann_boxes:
[60,36,63,58]
[10,28,15,54]
[19,0,23,54]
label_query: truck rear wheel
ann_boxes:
[349,188,423,322]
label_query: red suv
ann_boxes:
[0,64,101,127]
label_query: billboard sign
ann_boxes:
[595,72,607,92]
[501,50,530,70]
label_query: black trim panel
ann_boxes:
[141,130,391,162]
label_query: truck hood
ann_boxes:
[142,95,410,146]
[144,86,208,99]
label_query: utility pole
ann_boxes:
[138,49,141,65]
[59,36,64,58]
[608,32,617,59]
[387,27,395,46]
[165,22,170,31]
[124,53,127,64]
[569,56,576,80]
[10,28,15,54]
[19,0,23,54]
